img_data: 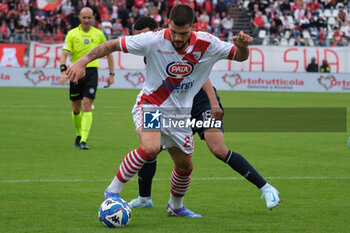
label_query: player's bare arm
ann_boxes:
[202,79,223,120]
[67,39,121,83]
[59,50,70,85]
[233,31,253,62]
[86,40,120,62]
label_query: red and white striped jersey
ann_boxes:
[120,28,236,113]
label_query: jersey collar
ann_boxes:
[78,24,91,33]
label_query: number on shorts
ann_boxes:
[183,135,193,148]
[202,109,211,121]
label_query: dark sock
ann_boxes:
[138,158,157,197]
[224,150,266,189]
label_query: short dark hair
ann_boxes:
[134,16,158,31]
[169,4,195,26]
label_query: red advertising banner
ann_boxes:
[0,44,26,67]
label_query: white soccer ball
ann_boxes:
[98,197,132,228]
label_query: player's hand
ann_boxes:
[233,31,253,48]
[59,72,68,85]
[66,60,86,84]
[106,75,115,87]
[211,105,224,120]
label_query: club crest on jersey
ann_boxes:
[166,61,194,79]
[193,51,202,60]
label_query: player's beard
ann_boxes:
[172,40,189,51]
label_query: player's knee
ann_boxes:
[209,145,228,161]
[175,165,193,175]
[141,144,161,157]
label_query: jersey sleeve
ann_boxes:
[62,30,73,52]
[119,32,153,57]
[209,35,236,61]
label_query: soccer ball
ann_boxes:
[98,197,132,228]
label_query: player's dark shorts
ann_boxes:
[69,68,98,101]
[191,88,224,140]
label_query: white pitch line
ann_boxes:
[1,176,350,183]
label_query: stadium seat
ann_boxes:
[288,38,295,46]
[332,9,339,17]
[303,30,311,39]
[309,38,315,46]
[262,15,268,26]
[341,26,347,34]
[279,15,284,22]
[310,28,318,38]
[280,38,288,46]
[284,30,290,39]
[327,32,333,40]
[287,15,294,25]
[327,24,333,32]
[323,9,331,18]
[262,15,268,23]
[317,9,323,17]
[327,17,336,26]
[243,0,249,8]
[258,30,267,39]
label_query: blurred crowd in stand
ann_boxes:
[245,0,350,46]
[0,0,349,46]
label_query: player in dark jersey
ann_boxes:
[129,16,280,210]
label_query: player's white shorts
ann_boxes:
[132,104,194,155]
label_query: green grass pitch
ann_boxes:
[0,87,349,233]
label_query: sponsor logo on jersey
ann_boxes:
[161,79,194,91]
[166,61,194,78]
[84,39,89,44]
[157,49,175,55]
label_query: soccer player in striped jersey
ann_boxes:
[66,5,269,217]
[128,16,280,211]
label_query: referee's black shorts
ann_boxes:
[69,68,98,101]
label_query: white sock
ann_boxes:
[107,176,124,194]
[169,193,184,210]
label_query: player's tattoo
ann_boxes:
[86,42,117,62]
[102,42,113,54]
[86,46,103,61]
